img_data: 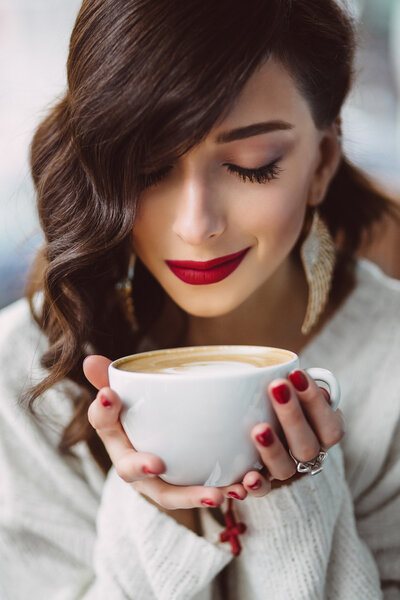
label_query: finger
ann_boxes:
[220,483,247,501]
[83,355,112,390]
[288,370,345,449]
[133,477,225,510]
[242,471,271,497]
[88,387,165,480]
[320,387,331,404]
[251,423,297,481]
[336,408,346,433]
[268,379,321,462]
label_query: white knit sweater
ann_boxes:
[0,259,399,600]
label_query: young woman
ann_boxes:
[0,1,399,598]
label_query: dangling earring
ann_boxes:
[115,253,139,332]
[300,209,336,335]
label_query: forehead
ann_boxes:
[212,58,315,135]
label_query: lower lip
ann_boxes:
[166,248,250,285]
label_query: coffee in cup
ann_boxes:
[116,345,293,374]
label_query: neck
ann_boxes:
[184,255,311,354]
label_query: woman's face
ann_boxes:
[133,59,340,318]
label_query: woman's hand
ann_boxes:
[244,370,345,494]
[83,355,248,510]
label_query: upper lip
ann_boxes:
[165,247,250,270]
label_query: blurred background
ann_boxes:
[0,0,399,310]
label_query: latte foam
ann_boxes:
[116,346,293,374]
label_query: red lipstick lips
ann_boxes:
[166,247,250,285]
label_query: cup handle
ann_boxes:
[304,367,341,411]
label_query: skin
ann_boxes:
[83,59,345,532]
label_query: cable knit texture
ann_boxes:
[0,260,399,599]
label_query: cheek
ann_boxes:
[132,199,166,256]
[238,185,307,249]
[132,216,150,257]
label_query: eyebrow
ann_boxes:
[216,120,294,144]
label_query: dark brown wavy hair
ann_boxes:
[26,0,397,473]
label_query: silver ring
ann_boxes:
[289,449,327,476]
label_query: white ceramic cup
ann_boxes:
[108,345,340,487]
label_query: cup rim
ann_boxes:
[109,345,298,379]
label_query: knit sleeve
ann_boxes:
[87,469,232,599]
[353,414,400,599]
[0,457,231,600]
[0,398,232,600]
[227,444,386,599]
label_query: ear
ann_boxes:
[307,120,342,208]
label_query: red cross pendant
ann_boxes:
[219,498,247,556]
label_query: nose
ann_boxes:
[172,173,226,246]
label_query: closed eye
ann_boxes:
[223,159,283,184]
[141,165,173,189]
[141,158,283,189]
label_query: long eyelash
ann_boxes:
[225,159,282,184]
[142,159,282,189]
[142,165,173,189]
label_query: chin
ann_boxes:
[172,291,247,319]
[183,306,228,318]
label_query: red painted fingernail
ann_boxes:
[256,428,274,447]
[201,499,216,507]
[99,393,112,407]
[228,491,241,500]
[248,480,261,490]
[289,370,309,392]
[271,383,291,404]
[142,466,158,475]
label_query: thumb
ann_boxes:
[83,355,112,390]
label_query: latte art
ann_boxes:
[156,360,259,374]
[116,346,293,374]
